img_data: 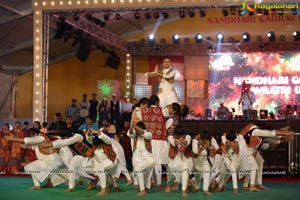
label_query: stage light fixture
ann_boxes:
[293,31,300,41]
[148,34,155,44]
[195,33,203,43]
[115,13,121,20]
[153,11,160,19]
[172,34,180,44]
[73,14,80,21]
[207,45,215,53]
[242,32,250,42]
[134,12,141,19]
[188,9,195,18]
[278,9,284,15]
[179,10,185,18]
[216,33,224,42]
[222,8,229,17]
[256,8,262,15]
[230,6,236,15]
[104,12,110,21]
[162,12,169,19]
[267,31,275,42]
[291,8,298,15]
[199,9,206,17]
[144,12,151,20]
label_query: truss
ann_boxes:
[51,13,128,52]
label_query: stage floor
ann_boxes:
[0,176,299,200]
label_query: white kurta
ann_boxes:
[128,129,155,191]
[167,135,193,183]
[24,136,64,186]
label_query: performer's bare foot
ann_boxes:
[125,180,133,187]
[134,184,139,189]
[86,179,98,190]
[249,185,262,192]
[256,184,269,190]
[165,185,171,193]
[171,182,179,190]
[233,188,239,194]
[29,186,41,190]
[136,190,147,196]
[243,187,249,191]
[182,190,188,197]
[96,188,107,196]
[64,188,74,192]
[204,190,212,196]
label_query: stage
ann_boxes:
[0,176,299,200]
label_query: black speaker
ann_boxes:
[76,39,92,62]
[105,51,120,69]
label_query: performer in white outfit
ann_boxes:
[218,131,241,194]
[191,131,219,195]
[207,145,225,191]
[130,97,149,188]
[165,125,193,197]
[128,121,154,196]
[142,95,168,190]
[5,128,64,190]
[239,123,294,190]
[145,58,179,116]
[86,128,119,196]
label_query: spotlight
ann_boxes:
[242,32,250,42]
[278,9,284,15]
[134,12,141,19]
[153,45,162,53]
[256,8,263,15]
[267,31,275,42]
[222,8,229,17]
[291,8,298,15]
[216,33,224,42]
[188,9,195,18]
[199,9,206,17]
[195,33,203,43]
[162,12,169,19]
[73,14,80,21]
[148,34,155,44]
[179,10,185,18]
[115,13,121,20]
[172,34,180,44]
[104,12,110,21]
[153,11,160,19]
[144,12,151,20]
[230,6,236,15]
[293,31,300,41]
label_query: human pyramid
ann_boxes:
[4,95,295,197]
